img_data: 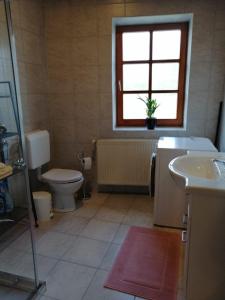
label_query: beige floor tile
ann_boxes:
[131,196,154,213]
[1,193,184,299]
[0,223,28,253]
[95,206,126,223]
[80,219,120,242]
[104,194,135,210]
[19,254,58,281]
[44,261,96,300]
[133,195,151,202]
[83,201,103,209]
[100,243,121,271]
[0,247,27,275]
[9,230,34,253]
[37,231,76,259]
[122,209,153,227]
[63,237,109,268]
[36,213,64,232]
[0,245,57,281]
[112,224,130,244]
[82,269,134,300]
[87,192,109,205]
[73,203,100,218]
[51,215,89,235]
[10,228,44,253]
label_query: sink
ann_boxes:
[169,152,225,194]
[169,155,220,180]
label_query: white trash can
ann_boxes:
[33,191,52,222]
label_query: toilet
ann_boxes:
[26,130,83,212]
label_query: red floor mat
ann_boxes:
[104,227,181,300]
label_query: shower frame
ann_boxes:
[0,0,46,298]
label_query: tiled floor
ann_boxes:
[0,192,185,300]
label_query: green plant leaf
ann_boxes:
[138,96,159,118]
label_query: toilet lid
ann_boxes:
[42,169,83,183]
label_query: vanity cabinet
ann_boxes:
[153,137,217,228]
[184,191,225,300]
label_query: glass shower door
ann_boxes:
[0,0,44,298]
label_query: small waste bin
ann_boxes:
[33,191,52,222]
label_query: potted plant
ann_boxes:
[138,96,159,130]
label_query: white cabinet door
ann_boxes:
[186,193,225,300]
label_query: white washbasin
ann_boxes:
[169,155,220,180]
[169,152,225,194]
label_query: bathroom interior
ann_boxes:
[0,0,225,299]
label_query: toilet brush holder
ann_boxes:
[77,152,92,200]
[82,174,91,200]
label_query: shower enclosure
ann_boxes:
[0,0,44,298]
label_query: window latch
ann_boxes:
[118,80,122,92]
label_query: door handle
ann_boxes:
[181,230,187,243]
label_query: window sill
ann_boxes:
[113,126,186,132]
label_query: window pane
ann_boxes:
[152,93,177,119]
[152,63,179,90]
[123,93,148,119]
[152,30,181,60]
[123,32,150,61]
[123,64,149,91]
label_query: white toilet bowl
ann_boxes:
[42,168,84,212]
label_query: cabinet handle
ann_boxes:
[182,214,188,225]
[182,230,187,243]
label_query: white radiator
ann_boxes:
[97,139,157,186]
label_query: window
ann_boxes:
[116,22,188,127]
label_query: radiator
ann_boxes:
[97,139,157,186]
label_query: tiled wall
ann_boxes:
[9,0,225,183]
[11,0,49,133]
[9,0,51,194]
[43,0,225,173]
[0,1,16,132]
[0,1,48,206]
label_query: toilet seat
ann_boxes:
[42,168,83,184]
